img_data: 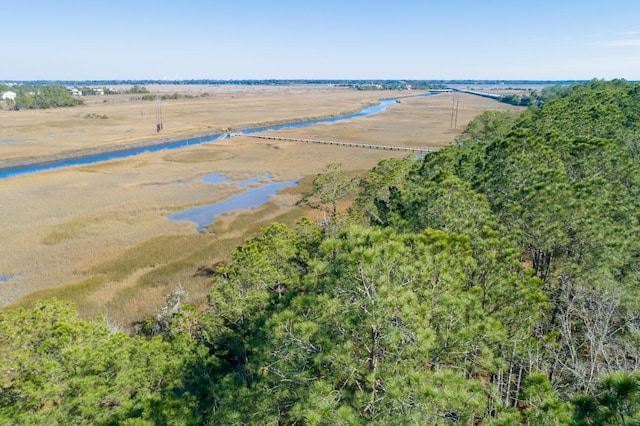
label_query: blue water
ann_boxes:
[198,173,234,185]
[164,99,397,232]
[0,99,397,180]
[236,174,273,188]
[0,274,15,283]
[169,178,297,231]
[0,134,227,179]
[198,173,272,187]
[239,99,397,135]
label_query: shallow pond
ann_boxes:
[168,174,297,231]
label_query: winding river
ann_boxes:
[1,97,407,232]
[0,98,397,180]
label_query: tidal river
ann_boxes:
[1,98,400,232]
[0,99,397,180]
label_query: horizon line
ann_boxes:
[2,78,626,85]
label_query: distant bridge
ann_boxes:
[450,88,501,99]
[248,135,433,153]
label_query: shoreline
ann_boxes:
[0,129,224,171]
[0,101,386,173]
[0,98,395,175]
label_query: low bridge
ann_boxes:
[248,135,433,154]
[450,88,501,99]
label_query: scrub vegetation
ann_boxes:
[1,84,84,110]
[2,79,640,424]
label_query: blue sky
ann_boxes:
[3,0,640,80]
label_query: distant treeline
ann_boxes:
[1,79,590,87]
[0,84,83,110]
[498,84,579,106]
[0,82,220,110]
[140,92,212,101]
[356,81,434,90]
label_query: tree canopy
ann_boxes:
[4,84,84,110]
[2,79,640,424]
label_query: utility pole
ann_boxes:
[450,94,460,129]
[155,94,163,133]
[454,96,459,129]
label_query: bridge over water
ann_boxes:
[450,88,501,99]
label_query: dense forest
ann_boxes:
[2,80,640,424]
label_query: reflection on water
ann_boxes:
[168,175,297,232]
[198,173,233,185]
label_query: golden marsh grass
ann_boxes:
[0,85,522,328]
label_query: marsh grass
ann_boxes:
[90,234,214,280]
[7,275,108,316]
[2,87,524,328]
[163,149,236,163]
[209,202,281,234]
[43,213,135,245]
[43,222,89,245]
[0,85,389,163]
[94,203,309,327]
[11,202,311,329]
[76,159,139,173]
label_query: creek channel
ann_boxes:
[168,174,297,232]
[0,98,399,233]
[0,99,397,180]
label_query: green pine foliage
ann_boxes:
[0,300,200,424]
[2,79,640,424]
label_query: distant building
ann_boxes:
[1,91,16,101]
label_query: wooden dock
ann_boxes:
[248,135,433,153]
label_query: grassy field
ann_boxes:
[0,85,522,328]
[0,85,389,164]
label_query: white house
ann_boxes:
[1,91,16,101]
